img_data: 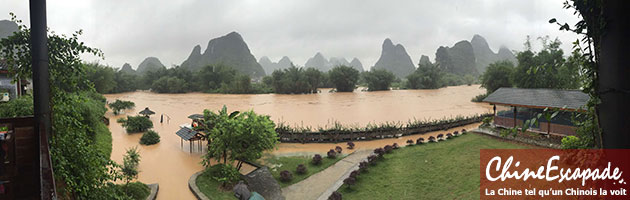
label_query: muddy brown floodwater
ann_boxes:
[104,85,491,200]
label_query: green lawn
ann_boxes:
[264,154,345,187]
[196,169,238,200]
[339,133,530,200]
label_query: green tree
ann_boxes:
[304,67,322,93]
[112,70,139,93]
[108,99,135,115]
[121,147,141,191]
[362,69,396,91]
[0,94,33,117]
[202,106,278,170]
[406,62,444,89]
[480,60,515,93]
[140,130,160,145]
[271,66,312,94]
[512,37,580,89]
[85,62,117,93]
[329,65,360,92]
[120,116,153,133]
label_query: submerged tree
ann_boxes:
[362,69,396,91]
[329,65,360,92]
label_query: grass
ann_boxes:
[196,168,238,200]
[338,133,530,200]
[94,122,112,158]
[264,154,346,187]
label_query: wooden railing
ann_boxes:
[0,116,56,199]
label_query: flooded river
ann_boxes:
[104,85,490,199]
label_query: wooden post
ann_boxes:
[189,140,192,153]
[180,138,182,148]
[513,107,517,127]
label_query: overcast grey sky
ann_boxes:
[1,0,580,70]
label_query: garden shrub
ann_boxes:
[429,136,437,142]
[335,146,343,154]
[280,170,293,182]
[124,182,150,200]
[446,133,453,139]
[453,131,459,136]
[437,134,444,140]
[312,154,323,165]
[347,141,355,149]
[416,137,424,144]
[392,143,399,149]
[481,117,493,127]
[296,164,307,175]
[328,191,342,200]
[350,170,360,179]
[406,139,414,145]
[374,148,385,157]
[367,155,378,166]
[561,136,583,149]
[359,161,368,172]
[210,164,241,189]
[461,128,467,133]
[343,177,356,188]
[327,149,337,159]
[139,130,160,145]
[384,145,393,153]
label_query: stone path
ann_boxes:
[281,149,372,200]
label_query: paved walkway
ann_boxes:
[281,149,372,200]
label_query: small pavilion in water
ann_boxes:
[175,113,206,153]
[483,88,589,136]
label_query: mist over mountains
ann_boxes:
[302,52,364,72]
[373,38,416,78]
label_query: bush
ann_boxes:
[384,145,393,153]
[335,146,343,154]
[124,182,151,200]
[328,191,342,200]
[406,139,414,145]
[428,136,437,142]
[561,136,584,149]
[349,170,360,179]
[374,148,385,157]
[392,143,399,149]
[359,161,368,172]
[343,176,356,188]
[362,68,396,91]
[210,164,241,189]
[437,134,444,140]
[453,131,459,136]
[312,154,323,165]
[296,164,308,175]
[108,99,135,115]
[121,116,153,133]
[327,149,337,159]
[481,117,493,127]
[279,170,293,182]
[139,130,160,145]
[446,133,453,139]
[416,137,424,144]
[461,129,467,133]
[347,141,355,149]
[329,66,360,92]
[367,155,378,166]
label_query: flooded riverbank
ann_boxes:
[104,85,490,199]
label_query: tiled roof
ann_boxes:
[175,127,198,140]
[483,88,589,110]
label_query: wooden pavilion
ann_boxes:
[483,88,589,136]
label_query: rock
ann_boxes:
[349,58,364,72]
[136,57,166,75]
[373,38,415,78]
[470,34,517,73]
[181,32,265,77]
[259,56,293,74]
[119,63,136,74]
[233,181,251,200]
[0,20,18,39]
[305,52,330,71]
[435,40,477,75]
[418,55,433,67]
[242,167,285,200]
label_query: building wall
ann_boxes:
[494,115,577,136]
